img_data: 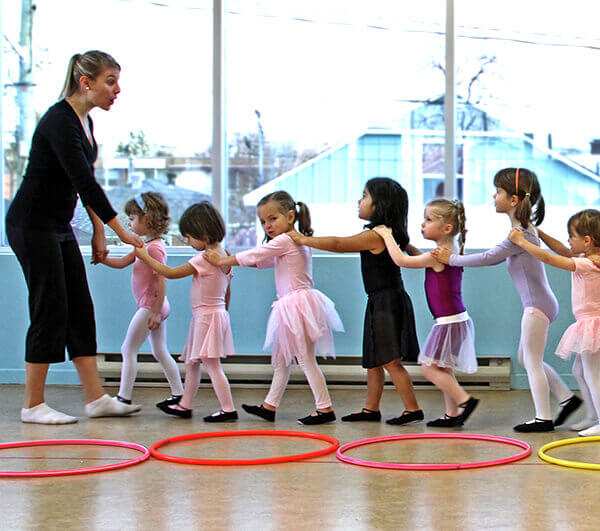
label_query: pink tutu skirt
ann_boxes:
[418,314,477,374]
[555,316,600,359]
[180,307,235,362]
[264,288,344,366]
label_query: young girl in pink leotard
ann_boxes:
[135,202,237,422]
[204,191,344,425]
[102,192,183,410]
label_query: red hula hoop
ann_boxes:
[150,429,340,466]
[336,432,531,470]
[0,439,150,478]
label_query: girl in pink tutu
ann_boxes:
[510,209,600,436]
[102,192,183,410]
[374,199,479,427]
[204,191,343,425]
[135,202,237,422]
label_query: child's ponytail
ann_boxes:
[295,201,314,237]
[456,200,467,255]
[494,167,544,228]
[257,191,313,239]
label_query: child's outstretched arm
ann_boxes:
[509,228,575,271]
[288,229,383,253]
[204,250,240,267]
[432,238,518,266]
[373,226,437,269]
[102,251,135,269]
[134,246,195,279]
[537,229,573,257]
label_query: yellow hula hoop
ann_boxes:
[538,436,600,470]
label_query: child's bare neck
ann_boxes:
[435,236,456,252]
[144,233,162,243]
[584,246,600,258]
[206,242,222,252]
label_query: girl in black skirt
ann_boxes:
[289,177,423,425]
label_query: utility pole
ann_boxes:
[16,0,36,159]
[255,109,264,185]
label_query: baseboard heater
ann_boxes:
[97,354,511,391]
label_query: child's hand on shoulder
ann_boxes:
[373,225,392,239]
[288,230,306,244]
[588,254,600,269]
[203,249,222,266]
[134,245,149,260]
[431,246,452,264]
[509,228,525,246]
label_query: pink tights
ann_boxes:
[179,358,235,412]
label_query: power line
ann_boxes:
[114,0,600,51]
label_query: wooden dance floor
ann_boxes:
[0,386,598,530]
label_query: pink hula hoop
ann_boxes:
[336,432,531,470]
[0,439,150,478]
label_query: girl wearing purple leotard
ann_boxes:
[432,168,581,433]
[375,199,479,427]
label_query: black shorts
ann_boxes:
[7,224,97,364]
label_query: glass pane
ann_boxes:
[2,0,211,246]
[225,0,445,249]
[457,0,600,248]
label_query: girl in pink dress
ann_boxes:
[135,202,237,421]
[509,209,600,436]
[102,192,183,410]
[204,191,344,425]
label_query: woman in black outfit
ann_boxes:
[6,51,145,424]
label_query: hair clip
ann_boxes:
[515,168,520,193]
[134,193,145,212]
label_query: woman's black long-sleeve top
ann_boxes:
[6,99,116,232]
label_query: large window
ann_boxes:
[3,1,599,250]
[456,0,600,247]
[1,0,211,245]
[225,1,445,248]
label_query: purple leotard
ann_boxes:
[425,265,467,318]
[448,228,558,322]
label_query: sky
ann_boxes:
[2,0,600,157]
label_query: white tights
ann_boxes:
[264,344,332,410]
[518,307,572,420]
[118,308,184,400]
[179,358,235,412]
[573,355,600,422]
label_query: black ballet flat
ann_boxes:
[157,402,192,419]
[297,410,336,425]
[341,408,382,422]
[203,410,239,423]
[554,395,582,426]
[513,418,554,432]
[426,414,463,427]
[457,397,479,424]
[242,404,275,422]
[386,409,424,425]
[155,395,182,408]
